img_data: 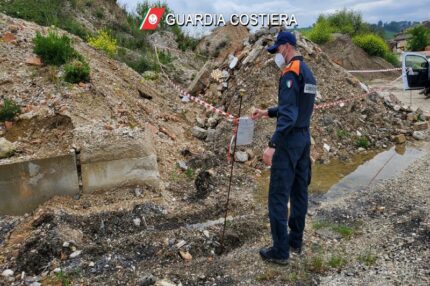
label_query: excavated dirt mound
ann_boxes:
[196,24,250,63]
[321,33,399,81]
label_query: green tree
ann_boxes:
[306,18,332,44]
[407,25,430,51]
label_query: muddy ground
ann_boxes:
[1,140,429,285]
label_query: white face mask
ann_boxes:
[274,52,285,69]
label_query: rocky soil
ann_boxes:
[1,7,430,286]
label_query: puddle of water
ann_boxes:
[323,143,429,200]
[309,151,377,194]
[254,143,430,204]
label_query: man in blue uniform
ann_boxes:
[251,31,316,265]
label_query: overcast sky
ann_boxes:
[118,0,430,35]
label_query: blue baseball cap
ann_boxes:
[266,31,297,54]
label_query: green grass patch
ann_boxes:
[336,129,350,138]
[94,8,104,19]
[54,271,71,286]
[352,33,388,57]
[355,136,370,149]
[158,50,174,65]
[62,17,89,39]
[0,0,63,26]
[305,254,328,274]
[64,59,90,83]
[358,250,377,266]
[184,168,195,179]
[33,30,79,66]
[328,254,348,269]
[312,220,332,230]
[0,0,90,39]
[0,99,21,121]
[332,225,354,239]
[312,219,359,239]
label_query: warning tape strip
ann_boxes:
[154,45,237,122]
[170,82,237,122]
[347,67,402,73]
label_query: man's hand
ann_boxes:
[251,108,268,120]
[263,147,275,166]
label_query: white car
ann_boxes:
[402,52,430,96]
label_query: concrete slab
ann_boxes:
[79,128,161,193]
[81,154,160,193]
[0,153,79,215]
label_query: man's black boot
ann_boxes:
[289,245,302,256]
[259,247,289,265]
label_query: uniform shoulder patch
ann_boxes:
[304,83,316,94]
[286,79,293,88]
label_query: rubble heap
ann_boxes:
[186,26,429,163]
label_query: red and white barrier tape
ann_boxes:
[170,82,238,122]
[347,67,402,73]
[154,45,238,123]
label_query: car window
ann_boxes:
[405,55,428,70]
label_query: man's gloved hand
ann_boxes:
[263,147,275,166]
[251,108,268,120]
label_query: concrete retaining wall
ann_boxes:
[0,129,161,215]
[79,128,160,193]
[81,154,160,192]
[0,153,79,215]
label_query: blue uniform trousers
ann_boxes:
[268,133,311,259]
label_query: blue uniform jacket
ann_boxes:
[268,56,316,147]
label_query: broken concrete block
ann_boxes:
[192,126,207,140]
[242,46,262,65]
[80,129,160,193]
[0,153,79,215]
[25,56,42,66]
[0,137,15,159]
[406,113,418,122]
[235,151,249,163]
[393,134,406,144]
[228,55,238,69]
[412,131,427,141]
[187,61,213,95]
[413,121,429,131]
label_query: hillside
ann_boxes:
[321,33,399,81]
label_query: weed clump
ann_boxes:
[64,60,90,83]
[0,99,21,121]
[33,30,78,66]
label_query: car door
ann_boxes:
[402,52,430,90]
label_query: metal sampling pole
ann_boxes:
[220,89,245,252]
